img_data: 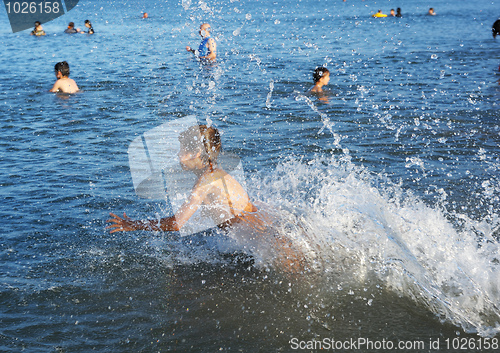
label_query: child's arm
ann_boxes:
[106,212,180,232]
[107,181,210,233]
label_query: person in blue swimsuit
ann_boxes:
[186,23,217,62]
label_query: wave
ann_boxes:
[245,155,500,337]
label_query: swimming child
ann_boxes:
[49,61,79,94]
[186,23,217,62]
[84,20,94,34]
[428,8,436,16]
[64,22,81,34]
[107,124,309,273]
[142,12,148,19]
[310,67,330,94]
[31,21,46,36]
[372,10,387,18]
[492,18,500,38]
[107,125,256,233]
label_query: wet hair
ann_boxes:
[178,125,221,168]
[54,61,70,77]
[34,21,41,27]
[313,67,330,83]
[68,22,75,28]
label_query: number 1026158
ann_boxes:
[444,337,498,350]
[5,2,61,14]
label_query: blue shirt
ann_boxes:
[198,37,212,57]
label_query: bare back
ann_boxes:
[195,167,253,222]
[50,77,79,94]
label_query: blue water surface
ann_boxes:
[1,0,499,351]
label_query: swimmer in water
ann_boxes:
[492,19,500,38]
[142,12,148,19]
[49,61,79,94]
[310,67,330,94]
[64,22,82,34]
[83,20,94,34]
[390,9,395,17]
[31,21,45,36]
[107,124,309,273]
[186,23,217,62]
[107,125,257,233]
[428,8,436,16]
[372,10,387,18]
[396,8,402,18]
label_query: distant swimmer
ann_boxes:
[186,23,217,62]
[50,61,79,94]
[84,20,94,34]
[64,22,82,34]
[396,8,402,17]
[310,67,330,94]
[30,21,45,36]
[428,8,436,16]
[390,9,395,17]
[142,12,148,19]
[372,10,387,18]
[492,19,500,38]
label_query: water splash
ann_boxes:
[248,156,500,337]
[265,79,274,108]
[294,93,346,151]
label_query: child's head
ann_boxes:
[54,61,70,77]
[68,22,75,28]
[34,21,41,27]
[178,125,221,169]
[313,67,330,84]
[84,20,92,28]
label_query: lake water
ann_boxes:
[1,0,500,351]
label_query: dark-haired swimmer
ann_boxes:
[50,61,79,93]
[493,19,500,38]
[372,10,387,18]
[186,23,217,62]
[64,22,82,34]
[84,20,94,34]
[310,67,330,94]
[31,21,45,36]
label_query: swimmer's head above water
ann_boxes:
[199,23,211,38]
[178,125,221,171]
[313,67,330,84]
[54,61,70,77]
